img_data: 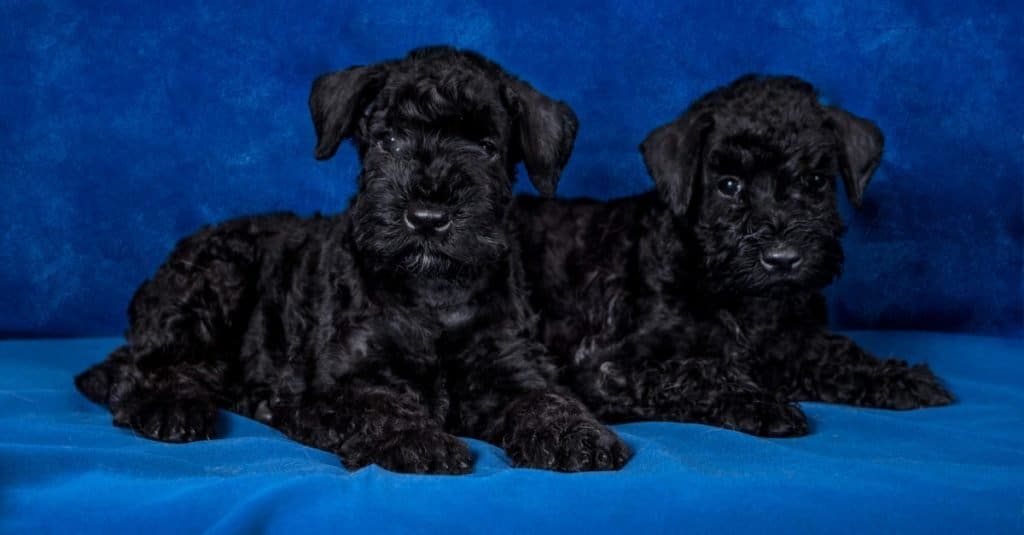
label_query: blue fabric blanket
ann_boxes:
[2,331,1021,533]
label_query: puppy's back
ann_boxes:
[511,191,659,299]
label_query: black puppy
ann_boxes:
[513,75,953,437]
[75,46,628,474]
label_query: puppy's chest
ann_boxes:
[414,287,494,332]
[693,296,817,355]
[380,297,501,361]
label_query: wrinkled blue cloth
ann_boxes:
[1,331,1021,533]
[1,0,1022,337]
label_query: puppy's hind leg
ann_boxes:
[76,343,226,443]
[76,225,261,442]
[75,345,133,406]
[772,331,954,410]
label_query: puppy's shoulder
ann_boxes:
[511,193,642,225]
[511,194,600,217]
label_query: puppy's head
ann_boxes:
[310,46,578,275]
[640,75,883,295]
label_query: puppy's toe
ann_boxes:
[341,429,474,475]
[725,400,809,438]
[560,421,632,471]
[121,399,217,443]
[507,419,631,472]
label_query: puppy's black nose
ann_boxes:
[404,204,452,233]
[760,246,803,271]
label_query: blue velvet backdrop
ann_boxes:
[2,0,1022,337]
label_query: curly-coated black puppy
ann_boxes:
[75,46,629,474]
[513,75,953,437]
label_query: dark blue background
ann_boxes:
[2,0,1021,337]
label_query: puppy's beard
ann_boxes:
[404,230,509,275]
[352,219,508,277]
[399,249,452,275]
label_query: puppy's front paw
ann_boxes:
[766,402,811,437]
[725,400,810,438]
[341,428,473,475]
[115,398,217,443]
[873,363,954,410]
[505,419,631,472]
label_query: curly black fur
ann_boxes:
[512,75,953,437]
[75,46,629,474]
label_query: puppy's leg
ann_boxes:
[278,383,472,475]
[493,390,632,472]
[75,226,259,442]
[452,337,631,472]
[562,324,809,437]
[76,346,222,443]
[769,331,954,409]
[585,353,810,438]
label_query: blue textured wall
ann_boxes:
[1,1,1021,337]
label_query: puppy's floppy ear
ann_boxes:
[503,79,578,197]
[825,106,884,208]
[639,109,712,216]
[309,65,388,160]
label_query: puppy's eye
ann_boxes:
[477,139,498,157]
[374,131,400,153]
[803,175,828,192]
[716,176,743,197]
